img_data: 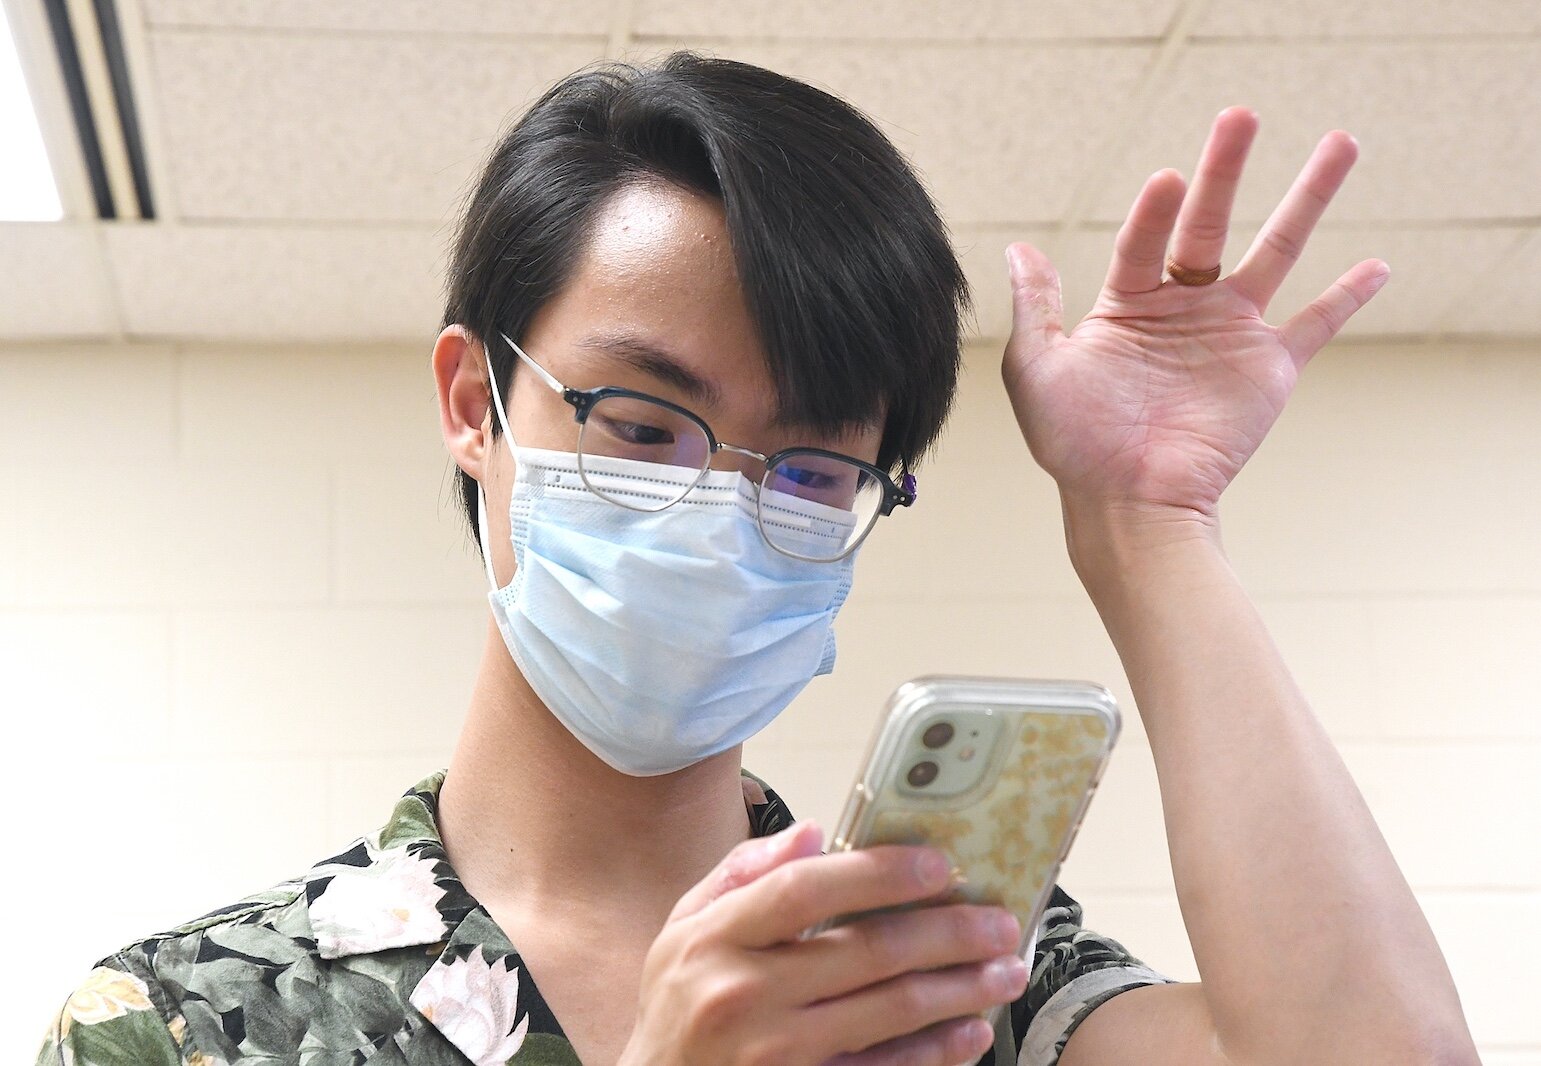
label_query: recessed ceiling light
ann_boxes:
[0,1,64,221]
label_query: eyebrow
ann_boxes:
[574,332,724,410]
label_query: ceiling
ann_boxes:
[2,0,1538,347]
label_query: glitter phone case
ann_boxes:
[822,676,1119,1022]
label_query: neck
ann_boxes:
[438,619,753,927]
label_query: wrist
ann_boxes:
[1060,493,1227,600]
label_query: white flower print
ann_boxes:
[410,951,530,1066]
[308,845,448,955]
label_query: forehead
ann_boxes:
[519,180,883,458]
[584,180,738,292]
[531,181,769,393]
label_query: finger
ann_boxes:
[670,820,824,923]
[1103,168,1187,295]
[1279,259,1390,368]
[1229,129,1359,313]
[791,903,1021,1001]
[1169,106,1259,279]
[1005,241,1064,359]
[807,955,1028,1058]
[821,1015,996,1066]
[709,845,954,949]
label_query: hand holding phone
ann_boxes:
[622,677,1117,1066]
[622,823,1030,1066]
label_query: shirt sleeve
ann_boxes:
[35,960,187,1066]
[1006,885,1176,1066]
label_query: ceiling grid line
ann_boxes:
[113,0,179,224]
[624,34,1165,47]
[58,0,138,217]
[1188,33,1541,44]
[140,24,612,45]
[1043,0,1213,265]
[88,219,131,341]
[1427,229,1539,341]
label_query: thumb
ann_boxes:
[669,819,824,923]
[1005,241,1065,356]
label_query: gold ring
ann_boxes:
[1165,257,1222,286]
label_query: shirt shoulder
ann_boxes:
[741,767,796,836]
[36,877,310,1066]
[1004,885,1175,1066]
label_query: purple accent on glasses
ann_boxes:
[901,473,918,499]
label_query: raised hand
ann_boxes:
[1002,107,1388,524]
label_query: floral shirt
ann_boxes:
[36,769,1170,1066]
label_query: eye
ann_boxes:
[594,413,675,447]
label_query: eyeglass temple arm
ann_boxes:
[498,332,565,395]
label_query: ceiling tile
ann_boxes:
[955,225,1098,341]
[104,223,446,339]
[0,223,118,338]
[1195,0,1541,37]
[633,0,1180,40]
[140,0,618,36]
[1212,223,1526,338]
[148,30,604,221]
[957,223,1528,341]
[689,42,1155,225]
[1088,42,1541,224]
[1462,231,1541,336]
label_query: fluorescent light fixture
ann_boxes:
[0,0,64,221]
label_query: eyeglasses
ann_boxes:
[495,332,916,562]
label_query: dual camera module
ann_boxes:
[904,718,985,790]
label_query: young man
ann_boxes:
[39,53,1476,1066]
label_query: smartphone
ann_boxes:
[819,676,1120,1028]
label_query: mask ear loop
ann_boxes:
[484,341,518,448]
[476,342,519,591]
[476,487,498,590]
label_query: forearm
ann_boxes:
[1064,497,1477,1066]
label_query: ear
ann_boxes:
[432,325,491,481]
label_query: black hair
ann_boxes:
[440,51,970,544]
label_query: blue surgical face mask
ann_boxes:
[475,357,857,777]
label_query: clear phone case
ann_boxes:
[824,676,1120,975]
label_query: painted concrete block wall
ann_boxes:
[3,339,1536,1061]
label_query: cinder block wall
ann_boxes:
[4,340,1537,1062]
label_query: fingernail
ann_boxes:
[915,848,951,889]
[767,821,809,859]
[1370,263,1391,293]
[986,955,1029,997]
[967,1018,995,1055]
[993,911,1022,952]
[1004,246,1020,285]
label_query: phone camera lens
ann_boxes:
[922,722,954,749]
[907,760,939,788]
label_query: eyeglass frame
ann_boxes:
[493,331,917,561]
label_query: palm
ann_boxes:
[1003,109,1388,519]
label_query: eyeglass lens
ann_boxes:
[575,393,878,560]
